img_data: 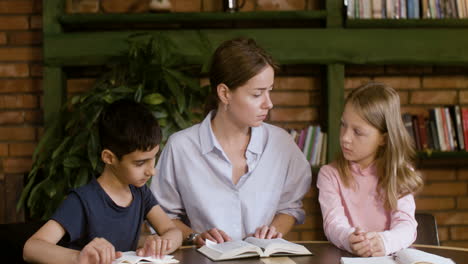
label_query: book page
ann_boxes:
[206,239,255,253]
[395,248,455,264]
[340,256,396,264]
[244,237,312,256]
[113,251,179,264]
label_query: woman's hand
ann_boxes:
[253,225,283,239]
[194,228,232,247]
[136,235,172,259]
[77,237,122,264]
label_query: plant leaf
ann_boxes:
[63,156,81,168]
[88,129,99,170]
[142,93,165,105]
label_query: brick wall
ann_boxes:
[1,0,467,250]
[0,0,42,223]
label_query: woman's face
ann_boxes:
[225,65,274,128]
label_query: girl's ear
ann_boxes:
[216,83,231,106]
[101,149,116,165]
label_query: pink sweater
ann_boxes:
[317,163,417,255]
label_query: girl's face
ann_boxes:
[340,103,386,169]
[225,65,274,127]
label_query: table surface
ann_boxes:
[171,241,468,264]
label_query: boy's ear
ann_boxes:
[101,149,116,165]
[216,83,231,105]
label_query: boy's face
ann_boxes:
[111,145,160,187]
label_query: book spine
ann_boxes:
[417,115,428,149]
[462,108,468,150]
[412,116,422,150]
[454,105,465,150]
[429,109,440,151]
[373,0,383,18]
[444,107,456,150]
[434,108,447,151]
[407,0,414,18]
[306,126,316,161]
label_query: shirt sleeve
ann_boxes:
[150,137,185,220]
[316,165,355,253]
[379,194,417,255]
[51,192,86,242]
[141,185,158,217]
[274,137,312,225]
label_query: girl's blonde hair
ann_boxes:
[335,82,423,210]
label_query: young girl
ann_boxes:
[317,82,423,257]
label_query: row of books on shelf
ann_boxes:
[403,105,468,152]
[346,0,468,19]
[289,125,327,167]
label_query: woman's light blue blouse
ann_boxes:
[150,111,312,240]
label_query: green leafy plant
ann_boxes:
[18,34,209,219]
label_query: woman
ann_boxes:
[151,37,311,247]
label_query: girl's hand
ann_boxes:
[136,235,172,259]
[77,237,122,264]
[253,225,283,239]
[367,232,386,257]
[349,227,372,257]
[194,228,232,247]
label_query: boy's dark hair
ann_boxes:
[99,99,161,159]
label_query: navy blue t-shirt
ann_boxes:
[51,178,158,251]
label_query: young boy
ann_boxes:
[23,100,182,264]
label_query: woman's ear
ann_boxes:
[101,149,116,165]
[216,83,231,105]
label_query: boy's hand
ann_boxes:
[137,235,172,259]
[349,227,372,257]
[77,237,121,264]
[253,225,283,239]
[195,228,232,247]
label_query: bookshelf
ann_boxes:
[43,0,468,165]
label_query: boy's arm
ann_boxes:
[23,220,79,264]
[142,205,183,256]
[24,219,121,264]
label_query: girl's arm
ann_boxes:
[378,194,417,255]
[317,166,356,253]
[142,205,183,257]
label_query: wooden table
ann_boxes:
[172,241,468,264]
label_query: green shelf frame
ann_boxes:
[58,11,328,25]
[43,0,468,164]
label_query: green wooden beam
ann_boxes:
[43,0,66,127]
[59,11,327,25]
[326,64,344,162]
[43,67,65,126]
[44,28,468,67]
[326,0,343,28]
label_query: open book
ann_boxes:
[112,251,179,264]
[341,248,455,264]
[197,237,313,261]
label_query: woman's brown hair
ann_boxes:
[204,37,278,114]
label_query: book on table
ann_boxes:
[197,237,313,261]
[340,248,455,264]
[112,251,179,264]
